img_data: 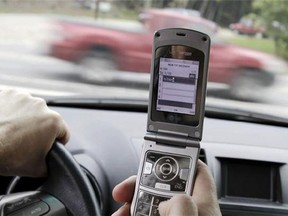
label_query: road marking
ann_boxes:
[0,84,77,96]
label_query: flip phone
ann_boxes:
[131,28,210,216]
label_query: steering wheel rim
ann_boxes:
[39,142,102,216]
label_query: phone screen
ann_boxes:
[151,45,204,127]
[156,57,199,115]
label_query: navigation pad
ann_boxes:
[154,156,178,181]
[141,151,192,192]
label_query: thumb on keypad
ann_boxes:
[158,194,198,216]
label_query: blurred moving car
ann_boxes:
[50,9,287,99]
[141,8,218,33]
[229,18,266,37]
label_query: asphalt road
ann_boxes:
[0,50,151,100]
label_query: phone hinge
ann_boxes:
[145,132,200,148]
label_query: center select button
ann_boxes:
[154,156,179,181]
[160,163,173,175]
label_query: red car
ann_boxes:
[50,9,287,98]
[229,18,266,37]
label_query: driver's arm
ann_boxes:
[0,89,70,177]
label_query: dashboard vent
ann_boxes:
[199,148,207,164]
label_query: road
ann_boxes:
[0,51,79,96]
[0,49,150,99]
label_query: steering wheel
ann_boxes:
[0,142,101,216]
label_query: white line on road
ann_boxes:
[0,84,77,96]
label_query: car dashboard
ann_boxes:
[1,105,288,216]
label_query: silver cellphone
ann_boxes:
[130,28,210,216]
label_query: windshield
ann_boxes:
[1,0,288,119]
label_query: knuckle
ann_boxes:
[34,97,46,107]
[48,111,61,122]
[1,88,18,96]
[47,111,63,130]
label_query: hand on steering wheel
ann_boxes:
[0,142,101,216]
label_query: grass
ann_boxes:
[225,35,276,55]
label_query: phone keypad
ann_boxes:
[135,191,169,216]
[141,152,192,192]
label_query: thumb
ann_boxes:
[158,195,198,216]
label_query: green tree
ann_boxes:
[186,0,253,27]
[253,0,288,59]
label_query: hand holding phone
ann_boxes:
[131,28,210,216]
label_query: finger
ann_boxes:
[192,160,217,203]
[56,119,70,144]
[111,203,131,216]
[159,194,197,216]
[113,176,137,202]
[47,110,70,144]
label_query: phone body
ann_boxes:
[130,28,210,216]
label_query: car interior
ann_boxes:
[0,0,288,216]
